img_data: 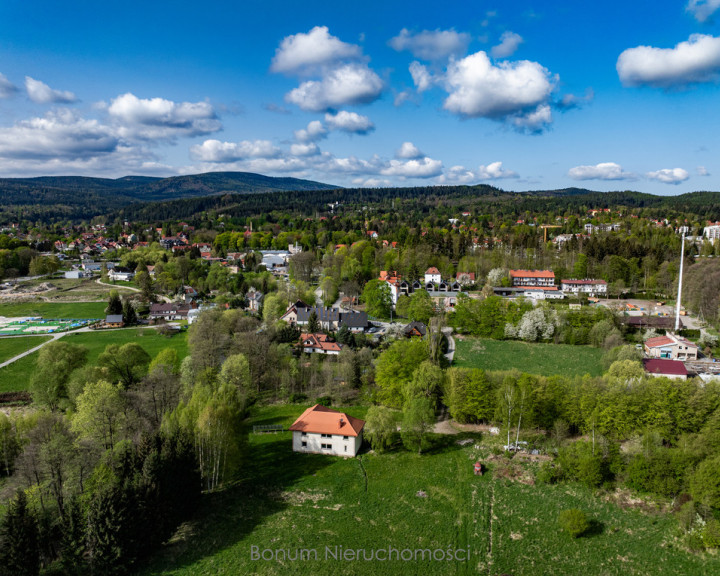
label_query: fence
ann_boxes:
[252,424,284,434]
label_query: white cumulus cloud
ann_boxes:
[0,109,117,160]
[687,0,720,22]
[0,73,18,98]
[491,31,524,59]
[646,167,690,184]
[395,142,424,159]
[443,51,556,131]
[324,110,374,134]
[409,61,433,92]
[294,120,327,142]
[617,34,720,88]
[568,162,635,181]
[381,156,443,178]
[285,63,383,112]
[25,76,77,104]
[270,26,362,75]
[476,161,518,179]
[108,93,221,140]
[697,165,711,176]
[189,139,280,162]
[290,142,320,156]
[389,28,471,61]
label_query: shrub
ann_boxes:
[314,395,332,407]
[702,519,720,549]
[558,509,590,538]
[536,462,564,484]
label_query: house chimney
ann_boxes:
[339,417,344,428]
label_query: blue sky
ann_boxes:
[1,1,720,195]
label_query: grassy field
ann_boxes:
[137,405,719,576]
[0,335,52,363]
[454,337,605,378]
[0,329,188,393]
[0,301,107,319]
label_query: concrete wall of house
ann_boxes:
[292,430,362,456]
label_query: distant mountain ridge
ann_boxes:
[0,171,340,222]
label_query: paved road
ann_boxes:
[442,327,455,364]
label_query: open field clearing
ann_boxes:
[0,301,107,319]
[454,337,604,378]
[0,328,188,393]
[0,335,52,363]
[137,405,718,576]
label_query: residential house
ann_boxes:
[645,333,699,361]
[704,223,720,243]
[290,404,365,456]
[108,269,135,282]
[379,270,403,305]
[246,289,264,313]
[560,279,608,296]
[105,314,124,328]
[456,272,476,286]
[149,303,196,321]
[280,301,311,324]
[424,267,442,284]
[404,321,427,338]
[298,333,343,355]
[643,358,688,380]
[294,307,368,332]
[64,270,85,279]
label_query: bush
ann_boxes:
[536,462,564,484]
[558,509,590,538]
[288,393,308,404]
[703,519,720,549]
[314,395,332,407]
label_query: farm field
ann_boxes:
[137,405,719,576]
[0,335,52,363]
[453,337,605,378]
[0,301,107,319]
[0,328,188,393]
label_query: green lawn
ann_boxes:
[0,335,52,363]
[454,337,605,378]
[136,405,719,576]
[0,329,188,393]
[0,301,107,319]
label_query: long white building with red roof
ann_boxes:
[509,269,555,288]
[289,405,365,456]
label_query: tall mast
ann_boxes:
[675,226,688,332]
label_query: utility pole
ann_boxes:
[675,226,688,332]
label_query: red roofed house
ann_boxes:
[456,272,476,286]
[299,333,343,355]
[424,267,442,284]
[509,270,555,287]
[290,404,365,456]
[643,358,688,380]
[644,333,698,361]
[379,270,402,305]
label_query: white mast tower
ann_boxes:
[675,226,689,332]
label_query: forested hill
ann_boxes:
[0,172,339,223]
[114,184,720,224]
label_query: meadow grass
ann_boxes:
[454,337,604,378]
[0,301,107,319]
[136,405,718,576]
[0,335,52,363]
[0,329,188,393]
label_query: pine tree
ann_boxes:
[307,310,321,333]
[106,290,123,315]
[122,298,137,325]
[0,490,40,576]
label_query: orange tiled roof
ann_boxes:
[645,336,674,348]
[509,269,555,278]
[289,404,365,437]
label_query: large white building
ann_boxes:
[560,279,608,296]
[704,224,720,243]
[289,405,365,457]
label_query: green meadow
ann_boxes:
[453,337,605,378]
[0,328,188,393]
[137,405,718,576]
[0,335,52,364]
